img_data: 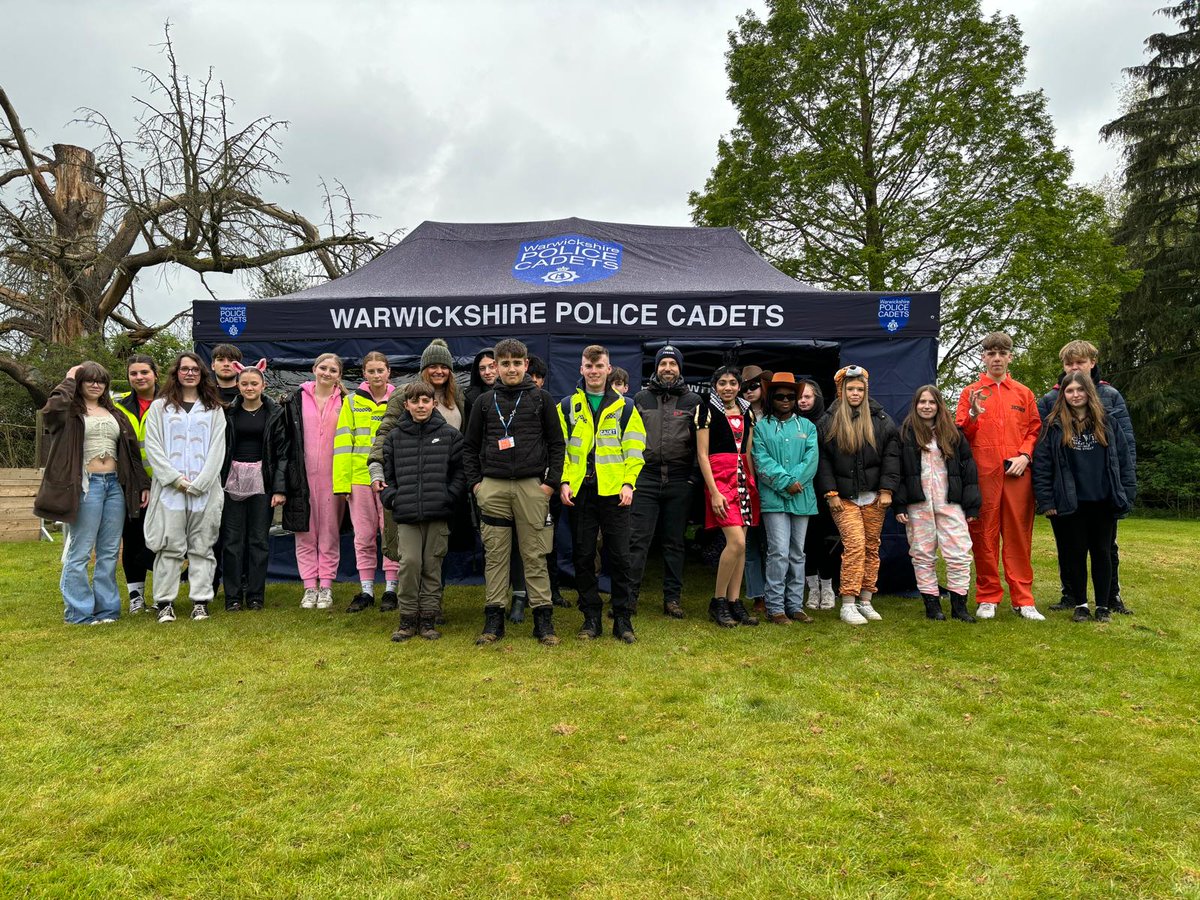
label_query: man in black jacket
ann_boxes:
[464,339,565,646]
[629,346,701,618]
[1037,340,1136,614]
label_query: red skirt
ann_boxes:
[705,452,760,529]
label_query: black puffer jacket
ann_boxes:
[278,391,311,533]
[634,375,701,484]
[1033,417,1136,517]
[816,398,901,499]
[221,395,290,495]
[893,426,981,518]
[380,409,466,524]
[464,377,564,488]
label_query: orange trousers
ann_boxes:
[968,470,1035,606]
[830,499,887,597]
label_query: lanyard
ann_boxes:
[494,392,523,437]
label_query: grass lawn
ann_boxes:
[1,516,1198,898]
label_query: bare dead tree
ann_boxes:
[0,27,394,404]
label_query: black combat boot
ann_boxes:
[474,606,506,645]
[948,592,976,623]
[922,593,946,621]
[532,605,560,646]
[728,599,759,626]
[709,597,737,628]
[613,614,636,644]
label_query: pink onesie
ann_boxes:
[295,381,346,588]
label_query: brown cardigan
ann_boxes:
[33,377,150,524]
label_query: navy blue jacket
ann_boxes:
[1038,368,1136,466]
[1032,417,1136,517]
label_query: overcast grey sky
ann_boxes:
[4,0,1164,322]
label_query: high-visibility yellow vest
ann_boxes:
[113,391,153,478]
[333,384,393,492]
[558,388,646,497]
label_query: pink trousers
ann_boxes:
[349,483,398,582]
[295,472,346,588]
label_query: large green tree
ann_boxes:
[690,0,1133,385]
[1101,1,1200,440]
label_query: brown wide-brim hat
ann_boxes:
[740,365,771,390]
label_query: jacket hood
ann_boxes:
[491,375,538,395]
[355,381,394,401]
[469,349,497,391]
[798,381,826,423]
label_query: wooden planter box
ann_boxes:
[0,468,43,542]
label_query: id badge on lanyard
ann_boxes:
[496,393,522,451]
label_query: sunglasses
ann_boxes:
[773,392,797,401]
[743,380,761,391]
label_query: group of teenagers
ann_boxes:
[35,329,1137,642]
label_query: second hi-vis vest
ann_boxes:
[558,387,646,497]
[114,391,153,478]
[333,384,393,492]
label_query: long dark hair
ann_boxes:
[70,361,119,418]
[162,352,222,411]
[1046,370,1108,448]
[900,385,960,460]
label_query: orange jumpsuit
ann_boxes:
[956,374,1041,607]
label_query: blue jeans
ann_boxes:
[61,472,126,624]
[762,512,809,616]
[744,523,768,600]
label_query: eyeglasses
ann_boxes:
[178,366,201,375]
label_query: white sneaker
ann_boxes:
[819,579,836,610]
[316,588,333,610]
[857,601,882,621]
[1016,605,1045,621]
[976,602,997,619]
[300,588,318,609]
[157,603,176,624]
[190,603,209,621]
[129,593,146,615]
[804,576,821,609]
[840,600,868,625]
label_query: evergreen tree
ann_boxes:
[1101,1,1200,439]
[691,0,1133,384]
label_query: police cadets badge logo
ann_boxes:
[878,296,910,333]
[219,305,248,337]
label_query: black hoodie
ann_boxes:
[464,375,564,488]
[462,348,496,433]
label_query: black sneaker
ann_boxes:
[346,592,374,613]
[1072,605,1092,622]
[225,598,242,612]
[1095,606,1112,623]
[1111,596,1133,615]
[246,598,264,611]
[1049,597,1074,612]
[380,591,398,612]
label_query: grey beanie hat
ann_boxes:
[421,338,454,370]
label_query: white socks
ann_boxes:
[361,580,374,596]
[385,580,398,594]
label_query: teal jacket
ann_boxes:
[752,413,819,515]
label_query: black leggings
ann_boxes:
[804,504,839,580]
[1049,501,1117,609]
[121,514,156,585]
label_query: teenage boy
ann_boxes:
[334,351,400,613]
[1037,339,1136,614]
[956,332,1044,620]
[210,344,243,405]
[629,346,701,619]
[379,381,465,641]
[559,345,646,643]
[608,367,631,395]
[464,339,564,646]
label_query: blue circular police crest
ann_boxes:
[512,233,623,286]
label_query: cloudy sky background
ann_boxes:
[4,0,1165,322]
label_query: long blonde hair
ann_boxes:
[827,375,876,454]
[1047,371,1108,448]
[312,352,346,394]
